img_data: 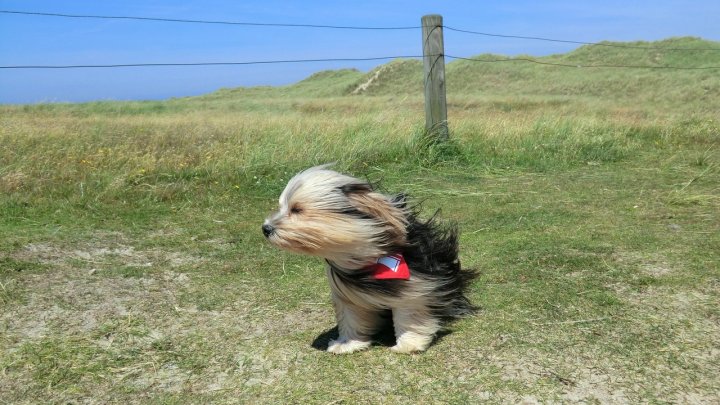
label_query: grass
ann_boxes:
[1,38,719,403]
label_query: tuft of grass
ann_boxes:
[14,337,109,389]
[407,126,466,166]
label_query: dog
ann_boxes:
[262,165,476,354]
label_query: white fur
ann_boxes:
[326,265,441,354]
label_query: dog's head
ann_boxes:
[262,165,408,269]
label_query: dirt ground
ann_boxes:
[2,230,719,403]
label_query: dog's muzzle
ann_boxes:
[262,223,275,238]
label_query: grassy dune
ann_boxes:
[1,38,719,403]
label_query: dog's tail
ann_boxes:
[402,210,479,321]
[443,267,479,319]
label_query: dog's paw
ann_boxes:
[389,343,426,354]
[327,338,371,354]
[390,334,432,354]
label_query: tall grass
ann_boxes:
[2,96,716,217]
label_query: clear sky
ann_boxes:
[1,0,718,104]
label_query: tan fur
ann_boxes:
[265,165,403,269]
[347,191,408,247]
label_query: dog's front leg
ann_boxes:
[390,305,440,353]
[327,295,377,354]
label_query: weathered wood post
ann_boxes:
[421,14,448,140]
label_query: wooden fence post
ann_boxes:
[421,14,448,140]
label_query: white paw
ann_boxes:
[327,338,371,354]
[390,334,432,354]
[389,343,426,354]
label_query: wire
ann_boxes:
[3,9,719,52]
[3,55,717,70]
[0,10,420,30]
[445,55,720,70]
[444,27,720,52]
[2,9,718,70]
[0,56,424,69]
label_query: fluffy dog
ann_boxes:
[262,165,476,354]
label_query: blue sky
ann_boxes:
[1,0,718,104]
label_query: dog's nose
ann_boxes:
[262,224,275,238]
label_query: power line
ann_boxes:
[0,56,424,69]
[444,26,720,52]
[3,9,719,53]
[445,55,720,70]
[2,9,718,70]
[0,10,419,30]
[2,55,718,70]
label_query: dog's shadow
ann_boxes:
[311,326,396,350]
[311,323,453,351]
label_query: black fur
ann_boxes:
[332,207,375,220]
[328,207,477,322]
[338,183,373,195]
[328,261,407,297]
[401,211,478,320]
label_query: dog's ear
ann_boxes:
[391,193,407,209]
[343,187,408,245]
[339,182,372,195]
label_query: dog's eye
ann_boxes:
[290,206,302,214]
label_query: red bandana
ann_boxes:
[367,254,410,280]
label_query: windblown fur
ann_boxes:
[263,165,476,354]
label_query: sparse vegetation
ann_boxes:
[1,38,719,403]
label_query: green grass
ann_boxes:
[1,38,719,403]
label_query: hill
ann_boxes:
[207,68,365,99]
[201,36,720,111]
